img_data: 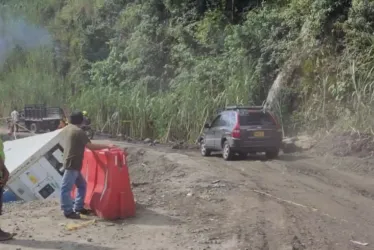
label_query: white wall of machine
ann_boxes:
[4,129,66,202]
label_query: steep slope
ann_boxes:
[0,0,373,139]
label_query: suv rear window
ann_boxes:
[238,111,276,126]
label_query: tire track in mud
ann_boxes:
[277,158,374,200]
[258,157,374,212]
[195,154,374,249]
[276,159,374,221]
[126,147,288,249]
[198,173,309,250]
[249,157,374,249]
[158,151,341,248]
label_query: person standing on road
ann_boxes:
[61,111,114,219]
[0,137,13,241]
[10,108,19,133]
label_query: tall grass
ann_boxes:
[0,48,65,116]
[295,60,374,135]
[73,62,256,141]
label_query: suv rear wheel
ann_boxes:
[200,139,211,157]
[266,149,279,159]
[222,141,235,161]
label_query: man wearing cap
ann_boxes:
[61,111,114,219]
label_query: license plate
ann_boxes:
[253,131,264,137]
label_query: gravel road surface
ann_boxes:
[0,135,374,249]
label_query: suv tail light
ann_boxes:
[232,113,240,138]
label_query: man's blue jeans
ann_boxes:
[60,169,86,215]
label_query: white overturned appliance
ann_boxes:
[4,129,66,201]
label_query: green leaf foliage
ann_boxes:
[1,0,374,138]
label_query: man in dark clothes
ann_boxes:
[61,111,114,219]
[0,138,13,241]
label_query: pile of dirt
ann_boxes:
[313,132,374,158]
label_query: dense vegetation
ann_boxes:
[0,0,373,141]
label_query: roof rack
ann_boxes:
[225,105,264,110]
[216,105,268,114]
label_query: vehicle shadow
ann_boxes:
[94,203,182,227]
[210,152,311,162]
[3,239,113,250]
[210,153,267,161]
[277,154,312,161]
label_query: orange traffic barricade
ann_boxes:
[72,148,136,220]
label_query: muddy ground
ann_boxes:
[1,132,374,249]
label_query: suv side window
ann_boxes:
[210,115,221,127]
[218,115,227,127]
[227,111,236,127]
[220,112,230,127]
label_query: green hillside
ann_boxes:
[0,0,372,141]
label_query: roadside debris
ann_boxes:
[144,138,152,143]
[210,183,226,188]
[282,135,316,153]
[131,181,149,187]
[252,189,314,209]
[171,141,185,149]
[350,240,369,246]
[65,219,96,231]
[282,137,299,153]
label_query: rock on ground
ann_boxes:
[282,135,316,153]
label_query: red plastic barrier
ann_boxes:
[72,148,136,220]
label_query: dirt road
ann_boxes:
[1,138,374,249]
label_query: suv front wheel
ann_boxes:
[222,141,235,161]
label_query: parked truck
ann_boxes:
[23,104,66,133]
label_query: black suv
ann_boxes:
[199,106,282,161]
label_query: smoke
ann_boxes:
[0,10,52,64]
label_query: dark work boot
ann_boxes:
[64,211,81,219]
[75,208,92,215]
